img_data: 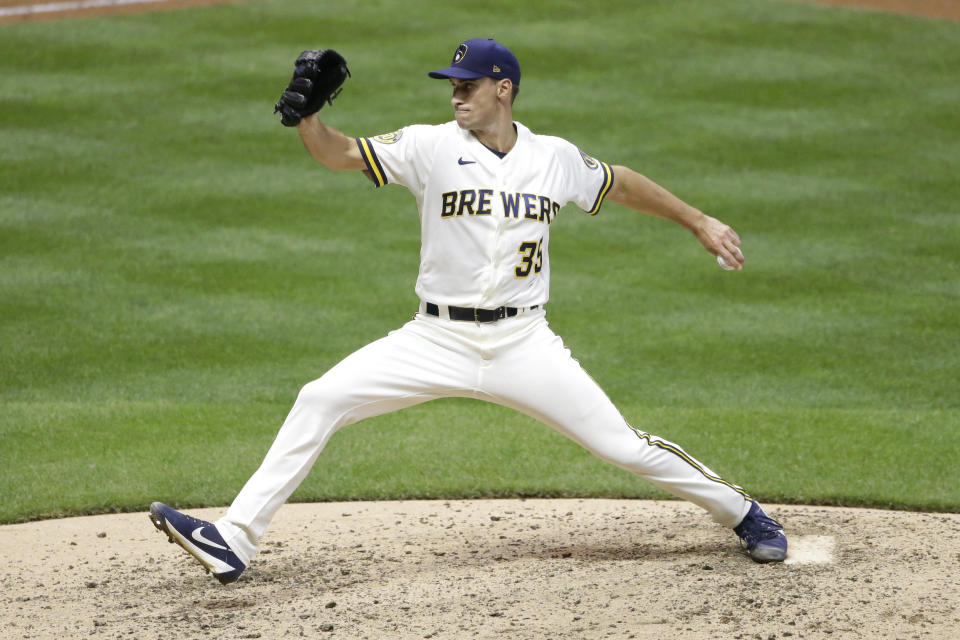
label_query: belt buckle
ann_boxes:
[473,308,480,323]
[497,306,506,320]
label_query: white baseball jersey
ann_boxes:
[355,121,614,309]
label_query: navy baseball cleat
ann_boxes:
[734,501,788,563]
[149,502,246,584]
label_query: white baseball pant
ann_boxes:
[215,310,753,564]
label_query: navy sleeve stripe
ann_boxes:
[355,137,388,187]
[586,161,614,215]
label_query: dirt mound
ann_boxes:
[2,499,957,639]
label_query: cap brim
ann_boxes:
[428,67,486,80]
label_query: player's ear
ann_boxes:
[497,79,513,102]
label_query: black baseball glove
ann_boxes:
[274,49,350,127]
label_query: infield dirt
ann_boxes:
[3,0,959,24]
[2,499,959,639]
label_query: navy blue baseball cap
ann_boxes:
[428,38,521,86]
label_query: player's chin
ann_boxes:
[454,110,471,128]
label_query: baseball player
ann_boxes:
[149,38,786,584]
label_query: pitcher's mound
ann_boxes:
[2,499,957,639]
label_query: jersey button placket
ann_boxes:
[500,163,520,301]
[479,162,502,307]
[487,163,510,305]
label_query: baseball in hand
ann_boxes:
[717,247,744,271]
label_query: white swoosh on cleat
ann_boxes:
[191,526,228,551]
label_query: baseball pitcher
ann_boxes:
[150,39,786,584]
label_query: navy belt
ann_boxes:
[424,302,539,323]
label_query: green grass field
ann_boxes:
[1,0,958,523]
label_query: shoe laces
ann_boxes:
[171,510,213,532]
[735,506,784,548]
[180,512,205,526]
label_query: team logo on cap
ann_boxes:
[453,43,467,64]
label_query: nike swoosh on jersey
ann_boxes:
[457,157,476,165]
[191,526,229,551]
